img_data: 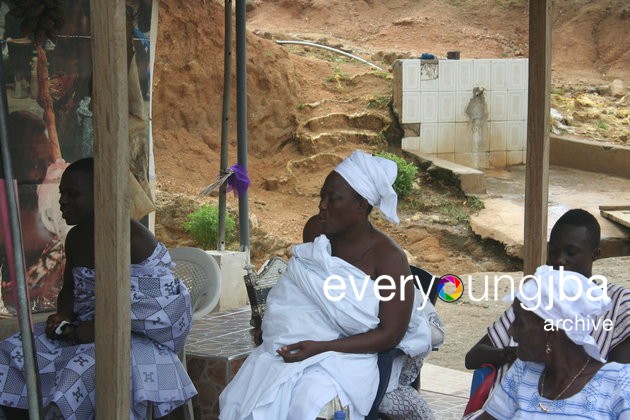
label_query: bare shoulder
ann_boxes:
[372,228,410,278]
[303,215,325,243]
[130,219,158,264]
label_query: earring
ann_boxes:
[545,341,552,354]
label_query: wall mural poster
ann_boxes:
[0,0,154,315]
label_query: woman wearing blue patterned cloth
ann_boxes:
[476,265,629,419]
[0,158,197,419]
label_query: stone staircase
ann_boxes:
[293,111,389,154]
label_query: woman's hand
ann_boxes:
[277,340,326,363]
[45,313,73,339]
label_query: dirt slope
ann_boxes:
[152,0,628,268]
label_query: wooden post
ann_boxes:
[90,0,131,418]
[524,0,552,275]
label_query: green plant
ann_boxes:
[183,205,235,249]
[376,152,417,199]
[597,119,608,130]
[327,66,351,88]
[296,103,305,110]
[366,95,390,109]
[465,195,484,212]
[438,203,470,225]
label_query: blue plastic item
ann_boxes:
[334,410,346,420]
[419,53,436,59]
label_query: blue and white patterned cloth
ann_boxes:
[485,359,630,419]
[0,242,197,419]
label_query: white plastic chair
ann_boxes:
[147,247,221,420]
[170,247,221,320]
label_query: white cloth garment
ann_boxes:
[507,265,612,362]
[334,150,400,224]
[219,235,433,420]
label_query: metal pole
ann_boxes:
[217,0,232,251]
[236,0,249,254]
[0,41,43,418]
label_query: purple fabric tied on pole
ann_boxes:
[226,164,250,197]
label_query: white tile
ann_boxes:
[438,91,456,122]
[401,136,420,150]
[438,60,457,92]
[507,91,526,120]
[522,149,527,164]
[473,59,492,89]
[420,92,438,123]
[402,91,422,123]
[522,91,529,120]
[507,120,525,150]
[438,123,456,153]
[507,59,528,90]
[420,123,438,153]
[456,91,472,122]
[507,150,523,166]
[489,151,507,167]
[491,59,508,90]
[455,122,472,153]
[490,121,507,151]
[457,60,475,92]
[402,60,421,92]
[454,153,475,168]
[420,77,439,92]
[490,90,507,121]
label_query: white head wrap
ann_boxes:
[334,150,399,224]
[506,265,612,362]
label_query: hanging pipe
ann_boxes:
[0,41,43,418]
[217,0,233,251]
[275,40,383,71]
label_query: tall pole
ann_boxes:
[524,0,552,275]
[0,41,43,419]
[90,0,131,418]
[236,0,249,255]
[217,0,233,251]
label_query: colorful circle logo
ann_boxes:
[437,274,464,302]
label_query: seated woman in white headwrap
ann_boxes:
[219,150,443,420]
[477,265,630,419]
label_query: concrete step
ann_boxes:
[404,149,486,195]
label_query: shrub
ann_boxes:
[183,205,235,249]
[376,152,417,198]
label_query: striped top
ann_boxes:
[485,359,630,419]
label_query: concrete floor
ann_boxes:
[471,165,630,259]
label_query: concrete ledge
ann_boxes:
[404,150,486,194]
[550,135,630,179]
[207,250,248,311]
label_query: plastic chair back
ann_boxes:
[170,247,221,320]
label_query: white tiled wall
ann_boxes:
[419,124,438,153]
[398,58,528,168]
[438,123,456,153]
[438,92,456,123]
[420,91,439,123]
[473,60,492,89]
